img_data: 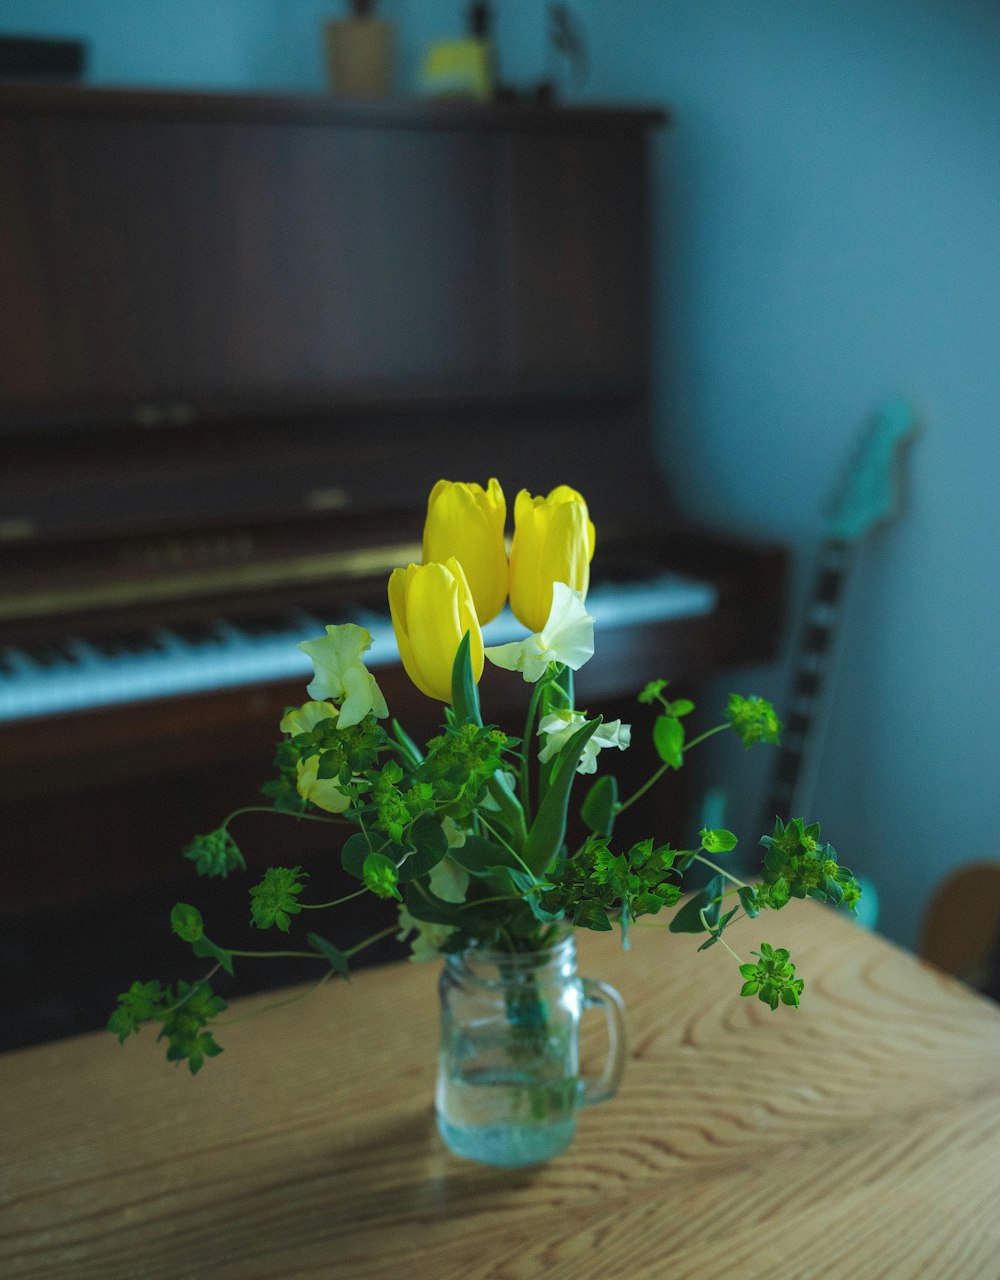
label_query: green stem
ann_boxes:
[222,805,349,830]
[301,887,369,910]
[693,853,747,889]
[518,674,552,824]
[683,723,730,752]
[345,924,398,957]
[484,772,528,852]
[477,815,536,881]
[215,969,334,1028]
[616,723,732,815]
[698,907,744,964]
[163,962,222,1015]
[616,761,670,814]
[458,894,523,911]
[227,947,325,959]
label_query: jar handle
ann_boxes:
[578,978,627,1107]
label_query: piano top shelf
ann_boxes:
[0,81,669,133]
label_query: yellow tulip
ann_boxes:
[388,557,484,702]
[422,478,508,624]
[508,486,596,633]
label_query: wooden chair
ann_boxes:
[919,862,1000,1000]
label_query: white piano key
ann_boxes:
[0,573,717,723]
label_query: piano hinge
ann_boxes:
[0,542,423,622]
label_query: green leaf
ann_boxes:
[396,814,448,883]
[506,868,563,923]
[107,980,168,1042]
[170,902,205,943]
[668,874,726,933]
[581,774,618,838]
[652,715,684,768]
[738,885,760,918]
[341,832,375,879]
[700,828,738,854]
[403,881,461,926]
[522,718,601,876]
[191,935,235,976]
[249,865,307,932]
[637,679,667,705]
[182,827,246,878]
[451,631,483,727]
[390,717,424,766]
[449,835,522,876]
[725,694,782,748]
[363,852,402,900]
[307,932,351,979]
[573,900,613,931]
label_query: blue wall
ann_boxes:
[3,0,998,950]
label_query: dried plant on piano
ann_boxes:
[109,480,861,1074]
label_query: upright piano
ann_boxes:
[0,84,786,1048]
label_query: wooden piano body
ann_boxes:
[0,85,786,1049]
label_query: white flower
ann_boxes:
[279,700,339,736]
[484,582,594,683]
[298,624,388,728]
[396,905,456,962]
[441,816,468,849]
[537,709,632,775]
[294,755,351,813]
[429,855,470,904]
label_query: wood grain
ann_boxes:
[2,902,998,1279]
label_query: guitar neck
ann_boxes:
[762,537,857,828]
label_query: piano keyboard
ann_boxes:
[0,573,716,723]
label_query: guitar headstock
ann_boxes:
[825,399,920,543]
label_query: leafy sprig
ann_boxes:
[249,866,308,932]
[739,944,804,1010]
[111,637,861,1074]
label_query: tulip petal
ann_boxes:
[423,478,508,624]
[388,559,484,703]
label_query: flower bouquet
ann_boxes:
[110,479,860,1161]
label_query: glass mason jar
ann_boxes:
[435,930,626,1167]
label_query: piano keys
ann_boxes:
[0,572,717,723]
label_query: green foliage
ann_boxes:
[363,852,402,900]
[170,902,204,942]
[652,715,685,768]
[307,932,351,979]
[108,977,228,1074]
[183,827,246,877]
[669,873,728,934]
[108,980,169,1043]
[700,828,738,854]
[758,817,862,913]
[249,866,308,932]
[158,979,228,1073]
[739,943,804,1011]
[451,630,484,727]
[112,649,856,1074]
[416,722,514,825]
[522,718,601,875]
[539,835,682,930]
[725,694,782,748]
[260,738,308,814]
[581,774,618,837]
[638,679,694,720]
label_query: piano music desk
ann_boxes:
[2,901,998,1279]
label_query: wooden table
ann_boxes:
[3,901,999,1279]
